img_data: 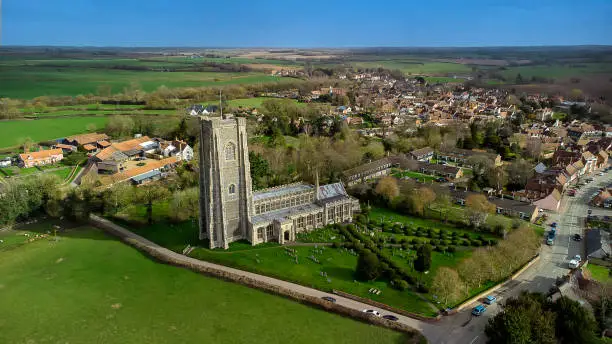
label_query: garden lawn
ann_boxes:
[393,170,438,183]
[0,117,108,149]
[189,244,436,317]
[585,264,612,283]
[0,225,410,344]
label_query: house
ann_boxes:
[54,143,77,154]
[0,157,12,167]
[344,116,364,126]
[159,139,194,161]
[99,156,179,186]
[586,229,611,259]
[64,133,109,148]
[488,197,539,222]
[19,149,64,168]
[341,157,397,186]
[409,147,434,162]
[533,189,562,212]
[417,162,463,180]
[188,104,219,116]
[451,189,538,222]
[131,169,163,185]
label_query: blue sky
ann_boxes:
[3,0,611,47]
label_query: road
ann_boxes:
[422,171,612,344]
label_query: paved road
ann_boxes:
[91,171,612,344]
[426,171,612,344]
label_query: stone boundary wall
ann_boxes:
[456,254,541,311]
[88,215,423,338]
[332,289,441,322]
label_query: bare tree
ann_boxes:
[466,194,496,228]
[432,267,465,306]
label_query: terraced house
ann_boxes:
[198,116,359,249]
[19,148,63,168]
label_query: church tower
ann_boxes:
[198,116,253,249]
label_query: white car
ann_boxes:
[574,254,582,262]
[362,309,381,317]
[569,259,579,269]
[599,172,605,176]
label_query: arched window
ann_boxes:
[228,184,236,194]
[225,142,236,160]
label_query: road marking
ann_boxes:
[470,335,480,344]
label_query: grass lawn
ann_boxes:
[392,170,438,183]
[585,264,612,283]
[189,244,436,316]
[0,117,108,149]
[49,166,73,181]
[0,224,410,344]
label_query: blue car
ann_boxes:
[472,305,486,316]
[485,295,497,305]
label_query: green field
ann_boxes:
[0,224,410,344]
[0,57,301,99]
[499,62,612,80]
[227,97,305,109]
[585,264,612,283]
[0,117,108,148]
[353,60,472,75]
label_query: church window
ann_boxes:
[228,184,236,194]
[257,227,264,240]
[266,225,274,239]
[316,212,323,224]
[297,217,305,228]
[225,142,236,160]
[307,215,313,226]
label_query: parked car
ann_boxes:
[572,234,582,241]
[588,209,593,215]
[363,309,381,317]
[599,172,605,176]
[484,295,497,305]
[574,254,582,263]
[382,315,399,321]
[472,305,486,316]
[546,237,555,245]
[321,296,336,303]
[569,259,580,269]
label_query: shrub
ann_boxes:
[403,228,413,236]
[463,233,470,239]
[447,245,457,253]
[417,284,430,293]
[390,237,398,244]
[411,238,420,245]
[452,239,461,246]
[471,240,482,247]
[405,275,416,285]
[332,242,341,248]
[401,243,409,250]
[442,239,452,246]
[451,231,458,237]
[392,279,409,291]
[400,238,410,244]
[431,239,440,246]
[460,240,470,246]
[436,246,447,252]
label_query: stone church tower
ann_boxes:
[198,116,253,249]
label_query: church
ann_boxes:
[198,116,360,249]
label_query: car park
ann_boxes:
[472,305,486,316]
[321,296,336,303]
[382,315,399,321]
[484,295,497,305]
[362,309,381,317]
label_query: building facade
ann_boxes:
[198,116,359,249]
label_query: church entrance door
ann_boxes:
[284,231,290,241]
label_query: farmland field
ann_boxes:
[0,224,411,344]
[228,97,305,109]
[353,60,472,75]
[0,117,108,148]
[0,57,300,99]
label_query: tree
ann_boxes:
[414,244,432,273]
[355,249,381,281]
[552,296,599,344]
[134,185,171,224]
[525,138,543,160]
[485,292,556,344]
[466,194,495,228]
[249,151,271,190]
[431,267,465,306]
[375,176,399,202]
[101,183,133,215]
[506,159,534,191]
[169,187,199,222]
[486,166,507,191]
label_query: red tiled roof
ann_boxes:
[83,144,97,151]
[19,149,63,161]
